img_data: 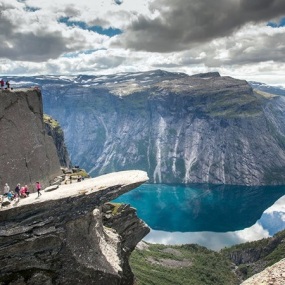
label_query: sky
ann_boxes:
[0,0,285,86]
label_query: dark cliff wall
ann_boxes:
[0,89,62,192]
[44,114,72,168]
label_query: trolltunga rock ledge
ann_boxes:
[0,170,149,285]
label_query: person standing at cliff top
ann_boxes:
[3,183,10,196]
[0,79,4,89]
[14,183,21,196]
[36,182,42,197]
[6,81,10,89]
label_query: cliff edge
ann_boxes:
[241,259,285,285]
[44,114,72,168]
[0,170,150,285]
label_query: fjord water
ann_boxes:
[114,184,285,250]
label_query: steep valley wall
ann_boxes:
[41,71,285,186]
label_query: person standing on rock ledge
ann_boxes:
[6,81,10,89]
[3,183,10,196]
[0,79,4,89]
[14,183,21,196]
[36,181,42,197]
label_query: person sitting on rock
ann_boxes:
[7,190,14,201]
[24,185,30,196]
[20,185,29,198]
[19,187,27,198]
[3,183,10,197]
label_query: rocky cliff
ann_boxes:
[44,114,72,168]
[7,71,285,185]
[0,89,62,191]
[0,170,149,285]
[222,229,285,282]
[240,258,285,285]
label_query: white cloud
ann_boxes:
[264,196,285,213]
[144,222,270,251]
[0,0,284,86]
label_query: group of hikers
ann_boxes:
[2,182,42,203]
[0,79,11,89]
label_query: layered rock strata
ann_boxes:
[0,170,149,285]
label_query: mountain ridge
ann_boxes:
[6,71,285,186]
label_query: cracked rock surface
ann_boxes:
[0,170,149,285]
[241,258,285,285]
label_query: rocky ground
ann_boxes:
[241,258,285,285]
[0,170,149,285]
[1,170,148,210]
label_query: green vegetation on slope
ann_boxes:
[131,230,285,285]
[43,114,61,130]
[221,230,285,280]
[204,92,263,118]
[130,243,239,285]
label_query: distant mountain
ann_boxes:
[6,71,285,185]
[250,81,285,96]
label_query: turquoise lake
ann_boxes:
[114,183,285,250]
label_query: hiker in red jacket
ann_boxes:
[20,185,29,198]
[0,79,4,89]
[36,181,42,197]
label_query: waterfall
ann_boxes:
[172,125,182,176]
[153,116,167,183]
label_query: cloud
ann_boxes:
[144,222,270,251]
[0,0,284,87]
[171,24,285,67]
[0,1,110,62]
[118,0,285,52]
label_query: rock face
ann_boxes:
[0,170,150,285]
[44,114,72,168]
[7,71,285,185]
[240,258,285,285]
[0,89,62,191]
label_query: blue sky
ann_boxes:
[59,17,122,37]
[0,0,285,86]
[268,17,285,27]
